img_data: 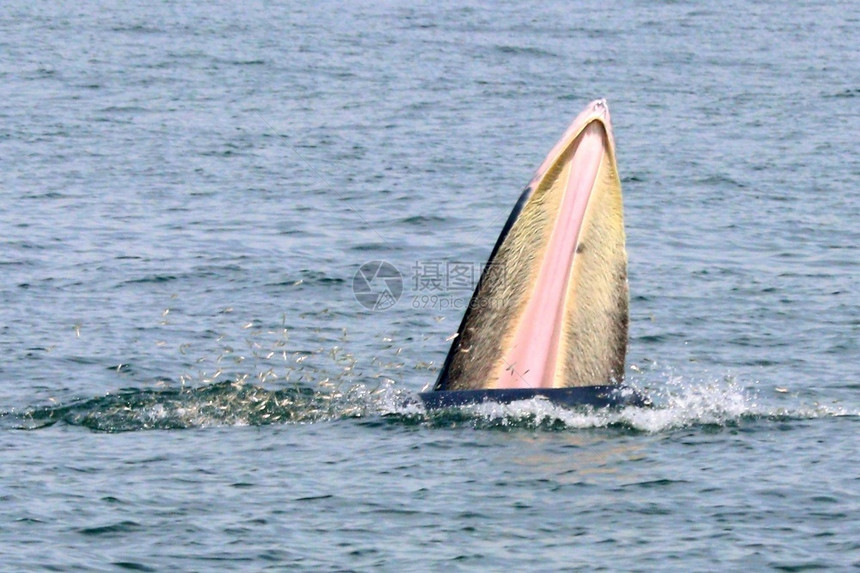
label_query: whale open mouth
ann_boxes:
[435,99,628,391]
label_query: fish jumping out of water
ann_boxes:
[422,100,638,408]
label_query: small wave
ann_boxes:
[829,88,859,98]
[122,274,179,285]
[494,45,557,58]
[5,376,855,434]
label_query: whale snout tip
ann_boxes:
[590,98,609,119]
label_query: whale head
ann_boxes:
[435,99,628,391]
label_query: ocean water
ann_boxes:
[1,1,858,570]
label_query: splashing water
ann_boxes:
[14,292,850,434]
[5,374,854,433]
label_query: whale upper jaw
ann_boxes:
[435,99,628,391]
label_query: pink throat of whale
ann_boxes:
[493,122,606,389]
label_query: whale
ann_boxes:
[420,99,644,408]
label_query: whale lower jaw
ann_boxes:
[435,99,628,391]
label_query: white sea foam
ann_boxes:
[379,376,858,433]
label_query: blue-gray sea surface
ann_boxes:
[1,1,858,571]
